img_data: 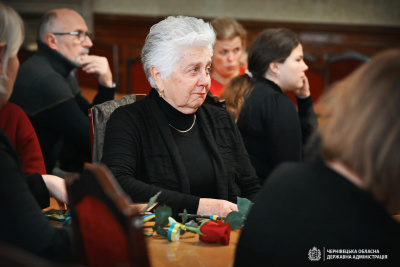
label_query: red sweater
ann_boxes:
[0,102,46,174]
[209,67,246,98]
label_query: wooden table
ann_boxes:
[44,197,399,267]
[144,222,241,267]
[44,199,240,266]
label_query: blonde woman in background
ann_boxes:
[209,17,247,98]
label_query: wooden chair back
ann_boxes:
[324,50,370,88]
[66,164,150,267]
[127,57,152,94]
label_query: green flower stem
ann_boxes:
[184,226,204,236]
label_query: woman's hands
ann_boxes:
[42,175,68,210]
[293,75,311,99]
[198,198,238,218]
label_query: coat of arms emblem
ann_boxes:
[308,247,321,261]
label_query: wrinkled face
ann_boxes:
[0,54,20,104]
[276,44,308,91]
[211,36,243,79]
[160,46,211,114]
[53,10,92,65]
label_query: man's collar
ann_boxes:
[36,40,77,78]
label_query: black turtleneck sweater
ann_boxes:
[101,88,260,218]
[157,97,217,198]
[10,40,115,173]
[237,78,317,184]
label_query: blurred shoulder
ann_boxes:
[0,102,25,115]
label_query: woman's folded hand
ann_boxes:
[197,198,238,218]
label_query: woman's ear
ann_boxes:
[269,61,279,75]
[150,66,164,93]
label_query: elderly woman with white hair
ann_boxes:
[0,2,75,262]
[101,16,260,218]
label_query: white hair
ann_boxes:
[141,16,216,89]
[37,10,61,43]
[0,2,24,94]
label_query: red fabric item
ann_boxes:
[0,102,46,174]
[76,196,130,267]
[210,68,246,98]
[199,220,231,245]
[209,76,225,98]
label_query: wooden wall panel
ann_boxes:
[92,14,400,94]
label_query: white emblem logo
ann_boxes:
[308,247,321,261]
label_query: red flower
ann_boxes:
[199,220,231,245]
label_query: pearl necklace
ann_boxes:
[168,114,196,133]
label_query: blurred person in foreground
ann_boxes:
[0,74,46,174]
[235,49,400,267]
[0,2,75,262]
[10,8,116,175]
[101,16,260,219]
[222,28,317,184]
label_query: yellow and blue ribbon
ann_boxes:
[209,215,220,220]
[142,213,155,223]
[167,222,181,242]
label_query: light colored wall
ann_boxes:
[93,0,400,27]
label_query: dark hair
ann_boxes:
[248,28,300,79]
[223,28,300,120]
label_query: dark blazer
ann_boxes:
[101,89,260,217]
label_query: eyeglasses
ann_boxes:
[52,31,93,42]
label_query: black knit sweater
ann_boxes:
[10,40,115,173]
[101,89,260,217]
[237,78,317,184]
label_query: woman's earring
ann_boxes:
[277,72,280,77]
[159,90,164,98]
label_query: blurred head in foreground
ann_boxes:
[319,48,400,213]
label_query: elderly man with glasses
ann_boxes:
[11,8,116,175]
